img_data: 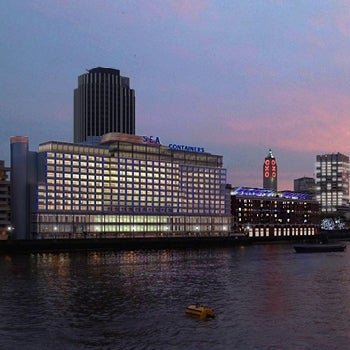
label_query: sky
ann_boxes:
[2,0,350,190]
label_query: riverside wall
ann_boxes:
[0,230,349,254]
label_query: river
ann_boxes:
[0,243,349,349]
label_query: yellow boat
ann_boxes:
[185,304,215,319]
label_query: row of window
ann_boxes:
[41,184,222,197]
[40,194,222,202]
[47,170,222,182]
[38,202,226,212]
[46,175,222,187]
[38,214,230,224]
[245,227,316,238]
[47,151,223,169]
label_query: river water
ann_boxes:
[0,243,349,350]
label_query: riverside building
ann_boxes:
[231,187,319,238]
[74,67,135,143]
[10,133,231,240]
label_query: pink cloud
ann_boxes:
[166,0,209,19]
[221,84,350,156]
[309,1,350,39]
[31,0,209,25]
[329,1,350,38]
[228,167,300,191]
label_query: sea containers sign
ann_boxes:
[142,136,205,153]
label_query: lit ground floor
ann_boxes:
[237,225,318,238]
[32,213,232,239]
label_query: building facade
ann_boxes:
[11,133,231,240]
[74,67,135,143]
[231,187,319,238]
[0,160,11,239]
[294,177,315,198]
[263,149,277,191]
[315,153,350,214]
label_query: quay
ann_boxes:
[0,235,249,254]
[1,230,349,253]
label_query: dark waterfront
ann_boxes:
[0,243,350,350]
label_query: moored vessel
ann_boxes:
[294,242,346,253]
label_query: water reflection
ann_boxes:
[1,245,350,349]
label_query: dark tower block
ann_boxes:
[74,67,135,143]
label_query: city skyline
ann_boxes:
[2,1,350,190]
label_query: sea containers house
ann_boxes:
[10,134,232,240]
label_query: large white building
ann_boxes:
[315,153,350,214]
[11,133,231,240]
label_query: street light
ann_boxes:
[7,226,14,240]
[195,225,199,236]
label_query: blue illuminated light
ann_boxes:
[168,144,205,153]
[231,187,311,200]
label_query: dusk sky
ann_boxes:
[2,0,350,190]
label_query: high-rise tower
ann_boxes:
[315,153,349,214]
[74,67,135,143]
[10,136,31,240]
[263,149,277,191]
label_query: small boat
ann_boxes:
[294,242,346,253]
[185,304,215,319]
